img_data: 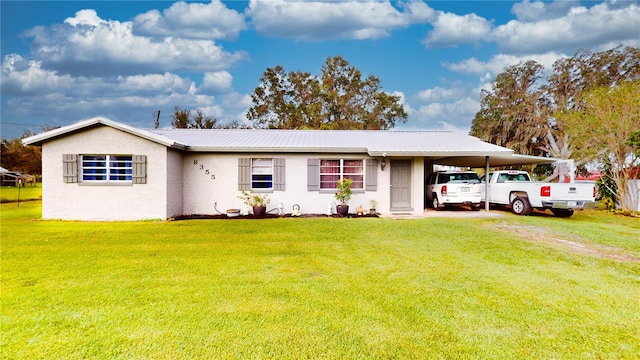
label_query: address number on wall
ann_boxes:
[193,159,216,180]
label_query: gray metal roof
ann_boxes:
[147,128,514,157]
[22,117,556,167]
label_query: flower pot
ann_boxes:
[227,209,241,217]
[336,204,349,216]
[253,206,267,218]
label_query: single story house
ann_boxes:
[22,117,552,220]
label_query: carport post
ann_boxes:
[485,156,490,212]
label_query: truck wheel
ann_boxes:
[511,197,531,215]
[552,209,574,218]
[433,195,442,210]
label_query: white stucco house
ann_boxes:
[22,117,551,221]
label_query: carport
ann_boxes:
[364,132,557,213]
[430,154,558,211]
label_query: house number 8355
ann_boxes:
[193,160,215,180]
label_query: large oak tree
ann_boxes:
[471,46,640,212]
[247,56,407,130]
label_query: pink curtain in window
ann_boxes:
[320,160,340,189]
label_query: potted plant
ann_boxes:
[369,199,377,215]
[335,178,353,216]
[238,190,270,217]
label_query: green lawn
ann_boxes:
[0,183,42,203]
[2,202,639,359]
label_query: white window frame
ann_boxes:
[81,155,133,183]
[251,158,274,190]
[319,159,364,190]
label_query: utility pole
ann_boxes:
[153,110,161,129]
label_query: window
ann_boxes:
[437,173,480,184]
[320,159,363,190]
[82,155,132,182]
[251,158,273,189]
[238,158,285,191]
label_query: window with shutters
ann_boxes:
[81,155,133,182]
[239,158,285,192]
[320,159,364,190]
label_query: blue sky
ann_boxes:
[1,1,638,139]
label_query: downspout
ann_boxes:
[485,156,490,212]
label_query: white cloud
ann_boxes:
[133,0,247,40]
[493,1,640,53]
[422,1,639,52]
[24,9,248,76]
[247,0,433,41]
[422,11,492,48]
[1,55,194,97]
[511,0,580,22]
[405,80,480,131]
[409,95,480,132]
[417,86,466,102]
[442,52,566,80]
[1,55,74,95]
[200,71,233,94]
[0,54,243,130]
[220,92,254,125]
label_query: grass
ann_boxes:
[0,183,42,203]
[2,201,639,359]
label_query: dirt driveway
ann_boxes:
[382,208,640,263]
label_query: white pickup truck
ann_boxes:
[480,170,597,217]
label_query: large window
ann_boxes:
[82,155,132,182]
[251,158,273,189]
[320,159,363,190]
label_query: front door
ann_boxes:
[390,159,412,211]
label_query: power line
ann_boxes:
[0,121,41,126]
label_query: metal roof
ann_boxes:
[147,128,515,157]
[22,117,556,167]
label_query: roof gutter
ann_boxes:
[186,146,369,153]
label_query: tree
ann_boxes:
[470,60,549,156]
[171,106,249,129]
[542,46,640,159]
[627,131,640,156]
[1,129,48,175]
[247,56,407,130]
[557,80,640,213]
[171,106,219,129]
[472,46,640,180]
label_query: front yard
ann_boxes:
[1,201,639,359]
